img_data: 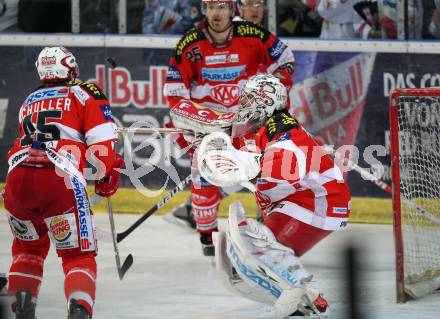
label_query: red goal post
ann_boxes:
[389,88,440,303]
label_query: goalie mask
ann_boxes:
[35,46,79,82]
[232,74,287,137]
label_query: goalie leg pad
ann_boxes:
[214,230,273,304]
[226,201,322,318]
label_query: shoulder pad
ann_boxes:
[265,111,298,141]
[234,20,270,42]
[174,27,205,63]
[78,82,107,100]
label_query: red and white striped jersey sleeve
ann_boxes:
[70,82,118,146]
[251,112,351,230]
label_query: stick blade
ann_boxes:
[118,254,134,280]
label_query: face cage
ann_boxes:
[231,93,265,137]
[231,111,264,137]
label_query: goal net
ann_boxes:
[389,88,440,302]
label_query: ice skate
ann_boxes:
[200,232,215,256]
[68,299,90,319]
[288,294,330,318]
[15,291,36,319]
[0,273,7,296]
[163,197,196,230]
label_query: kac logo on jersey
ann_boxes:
[201,66,245,82]
[210,84,239,106]
[100,104,114,121]
[269,39,287,60]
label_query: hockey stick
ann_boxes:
[117,127,188,134]
[322,145,440,225]
[116,174,192,243]
[107,197,133,280]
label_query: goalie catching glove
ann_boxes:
[197,132,261,192]
[170,99,235,146]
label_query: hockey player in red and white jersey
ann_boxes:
[196,74,351,318]
[164,0,295,255]
[3,47,123,319]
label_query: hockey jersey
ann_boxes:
[239,110,351,231]
[163,20,295,113]
[7,81,118,178]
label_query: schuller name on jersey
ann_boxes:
[20,87,71,121]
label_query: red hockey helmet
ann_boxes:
[201,0,236,15]
[35,46,79,82]
[237,0,265,7]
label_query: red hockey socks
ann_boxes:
[8,238,49,309]
[63,255,97,316]
[191,184,221,233]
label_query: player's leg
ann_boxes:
[191,182,222,256]
[220,201,330,318]
[8,238,50,319]
[0,273,7,296]
[165,184,245,231]
[45,174,98,319]
[3,166,52,319]
[62,254,96,319]
[263,205,333,316]
[264,210,333,257]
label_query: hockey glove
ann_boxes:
[197,132,261,192]
[95,154,124,197]
[273,63,294,92]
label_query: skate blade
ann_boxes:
[163,212,195,232]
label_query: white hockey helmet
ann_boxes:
[232,74,287,137]
[35,46,79,82]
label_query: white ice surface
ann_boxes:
[1,211,439,319]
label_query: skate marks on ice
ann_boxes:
[1,212,440,319]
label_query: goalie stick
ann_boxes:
[116,174,192,243]
[107,197,133,280]
[118,127,191,134]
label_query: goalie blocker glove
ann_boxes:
[169,99,235,144]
